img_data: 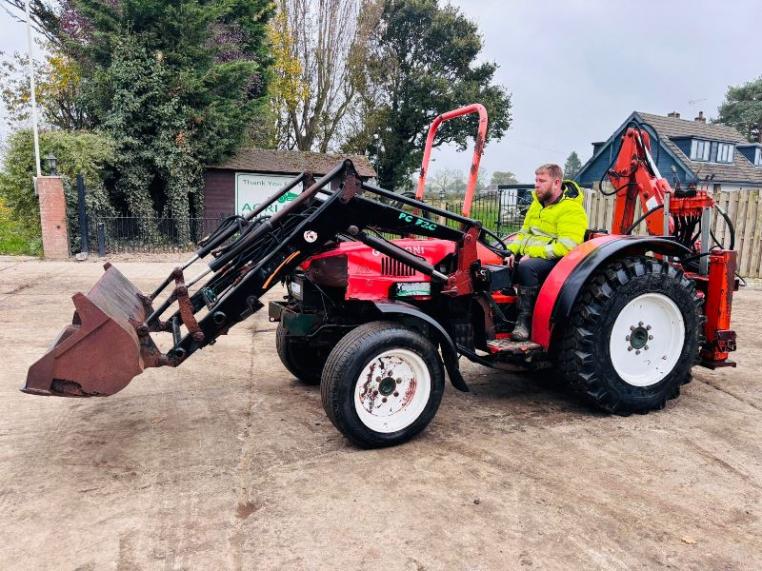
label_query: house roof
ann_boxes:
[210,148,377,178]
[635,112,762,185]
[576,111,762,186]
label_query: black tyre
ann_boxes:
[276,321,326,385]
[557,256,703,415]
[321,321,445,448]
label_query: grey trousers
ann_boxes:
[515,256,559,287]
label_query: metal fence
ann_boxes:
[88,189,529,254]
[89,189,526,255]
[425,188,528,236]
[91,216,224,254]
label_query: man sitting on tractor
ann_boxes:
[504,164,588,340]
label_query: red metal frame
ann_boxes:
[610,129,671,234]
[297,120,738,369]
[302,238,503,301]
[607,127,736,366]
[694,250,738,367]
[531,235,619,349]
[415,104,488,217]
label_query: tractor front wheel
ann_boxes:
[276,322,326,385]
[321,321,445,448]
[558,256,703,415]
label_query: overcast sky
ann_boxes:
[1,1,760,181]
[435,0,761,181]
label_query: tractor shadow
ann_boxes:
[445,363,605,425]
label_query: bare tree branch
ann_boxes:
[273,0,376,152]
[1,1,61,44]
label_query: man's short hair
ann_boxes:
[535,164,563,181]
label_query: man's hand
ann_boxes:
[503,253,515,269]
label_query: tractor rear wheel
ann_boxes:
[276,322,326,385]
[558,256,703,415]
[321,321,445,448]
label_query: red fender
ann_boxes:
[531,235,620,349]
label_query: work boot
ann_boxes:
[512,286,539,341]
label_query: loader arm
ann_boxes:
[24,160,495,397]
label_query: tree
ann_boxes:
[343,0,511,191]
[564,151,582,179]
[50,0,274,230]
[428,167,467,197]
[489,170,518,188]
[475,166,488,192]
[0,128,116,241]
[0,50,91,130]
[1,1,62,44]
[718,76,762,143]
[269,0,375,152]
[429,168,455,197]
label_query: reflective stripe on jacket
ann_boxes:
[506,181,588,259]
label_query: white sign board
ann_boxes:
[235,172,298,216]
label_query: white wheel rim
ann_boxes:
[354,348,431,434]
[608,293,686,387]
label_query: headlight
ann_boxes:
[288,279,302,300]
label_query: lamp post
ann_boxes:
[24,0,42,182]
[45,153,58,176]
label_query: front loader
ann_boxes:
[24,105,738,448]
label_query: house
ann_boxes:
[575,111,762,193]
[203,148,376,219]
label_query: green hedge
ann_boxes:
[0,198,42,255]
[0,129,117,255]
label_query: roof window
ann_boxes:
[716,142,734,164]
[690,139,710,161]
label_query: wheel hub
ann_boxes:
[609,293,686,387]
[354,349,432,434]
[629,325,650,350]
[378,376,397,396]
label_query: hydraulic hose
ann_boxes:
[624,204,664,235]
[713,204,735,250]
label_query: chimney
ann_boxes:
[667,111,681,119]
[695,111,706,123]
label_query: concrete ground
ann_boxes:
[1,256,761,570]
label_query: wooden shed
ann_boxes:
[203,148,377,219]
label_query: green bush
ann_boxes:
[0,198,42,255]
[0,129,117,253]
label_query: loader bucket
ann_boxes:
[23,263,154,397]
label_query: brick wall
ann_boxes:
[37,176,69,259]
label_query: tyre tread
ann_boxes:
[558,255,704,415]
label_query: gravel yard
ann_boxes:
[1,256,761,570]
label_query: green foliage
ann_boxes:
[1,0,274,241]
[564,152,582,179]
[718,76,762,143]
[0,49,91,130]
[0,129,117,251]
[344,0,511,190]
[63,0,274,234]
[0,198,42,255]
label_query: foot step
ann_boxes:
[486,338,542,354]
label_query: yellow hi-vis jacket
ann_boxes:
[506,181,588,259]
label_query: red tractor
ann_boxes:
[24,105,738,448]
